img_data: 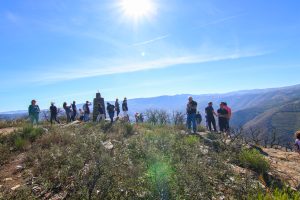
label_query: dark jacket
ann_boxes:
[107,104,115,113]
[28,105,40,116]
[50,105,58,115]
[115,101,120,111]
[187,100,197,114]
[98,106,104,114]
[122,101,128,111]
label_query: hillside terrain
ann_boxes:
[1,121,300,199]
[1,84,300,145]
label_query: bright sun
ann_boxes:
[119,0,156,20]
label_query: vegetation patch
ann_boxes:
[238,148,270,174]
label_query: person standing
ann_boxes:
[115,98,120,117]
[28,100,40,126]
[78,109,85,121]
[83,101,91,122]
[294,131,300,154]
[96,103,105,122]
[71,101,77,121]
[195,111,202,125]
[217,103,229,132]
[222,102,232,132]
[50,102,60,125]
[107,103,115,124]
[186,96,197,134]
[205,102,217,132]
[122,97,129,121]
[63,102,72,123]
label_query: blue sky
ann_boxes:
[0,0,300,112]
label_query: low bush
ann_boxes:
[0,143,11,165]
[253,187,300,200]
[238,149,270,174]
[197,125,207,132]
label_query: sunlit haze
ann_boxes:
[0,0,300,112]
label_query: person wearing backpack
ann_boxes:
[107,103,115,124]
[28,100,40,126]
[50,102,60,125]
[83,101,91,122]
[294,131,300,154]
[186,96,197,134]
[115,98,120,117]
[63,102,72,123]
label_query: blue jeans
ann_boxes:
[84,113,90,122]
[30,114,39,125]
[187,113,197,133]
[109,112,114,123]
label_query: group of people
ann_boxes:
[105,97,129,123]
[27,97,129,125]
[186,97,232,134]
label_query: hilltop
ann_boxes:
[1,120,300,199]
[1,84,300,147]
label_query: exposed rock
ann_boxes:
[102,141,114,150]
[16,165,24,171]
[42,128,49,133]
[263,148,300,188]
[63,120,81,127]
[32,185,42,194]
[49,191,67,200]
[11,184,21,191]
[4,177,13,181]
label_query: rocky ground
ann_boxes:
[1,124,300,199]
[263,148,300,189]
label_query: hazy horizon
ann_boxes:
[1,0,299,112]
[1,83,299,113]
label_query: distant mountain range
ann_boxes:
[1,84,300,143]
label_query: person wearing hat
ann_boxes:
[186,96,198,134]
[83,101,91,122]
[50,102,60,125]
[28,100,40,126]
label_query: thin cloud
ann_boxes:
[32,49,268,84]
[195,14,244,29]
[5,11,20,23]
[131,34,170,46]
[130,14,243,47]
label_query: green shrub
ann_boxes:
[197,125,206,132]
[14,136,27,150]
[123,123,134,137]
[253,187,300,200]
[238,149,270,174]
[0,143,11,165]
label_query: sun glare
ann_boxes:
[119,0,156,20]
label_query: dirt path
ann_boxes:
[0,127,18,136]
[0,153,26,191]
[263,148,300,188]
